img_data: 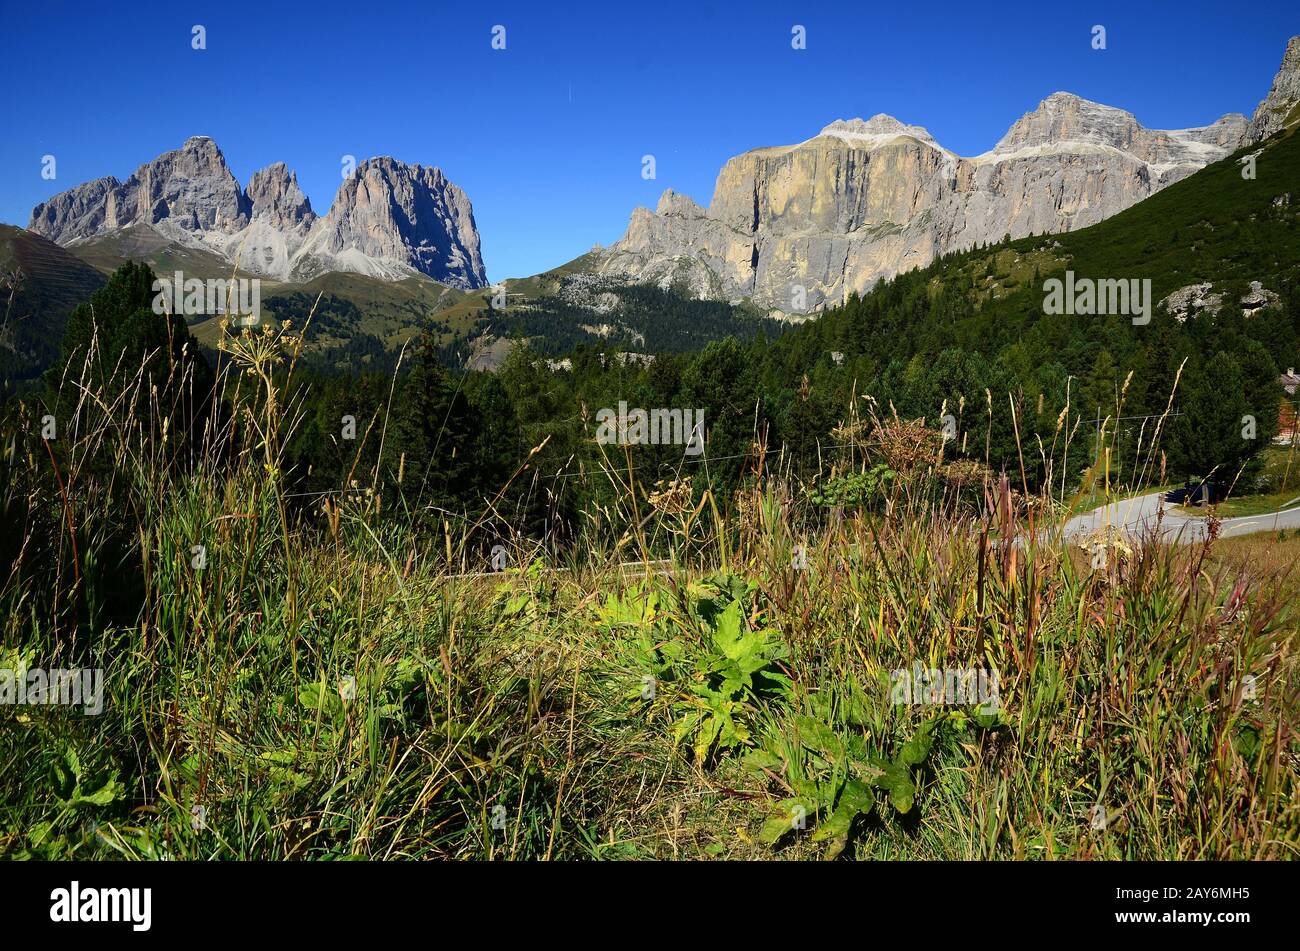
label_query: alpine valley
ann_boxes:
[5,7,1300,872]
[3,36,1299,378]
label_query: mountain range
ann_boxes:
[592,36,1300,314]
[5,34,1299,378]
[28,141,486,288]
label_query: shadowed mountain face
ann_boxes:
[291,158,486,287]
[593,35,1300,315]
[0,224,106,384]
[28,139,488,289]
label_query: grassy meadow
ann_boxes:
[1,318,1297,863]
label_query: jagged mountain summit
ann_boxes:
[291,158,486,285]
[28,138,487,289]
[595,35,1300,314]
[1249,35,1300,142]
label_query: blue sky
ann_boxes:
[1,1,1295,281]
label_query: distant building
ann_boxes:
[830,351,845,366]
[1282,367,1300,396]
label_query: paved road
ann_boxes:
[1059,491,1300,545]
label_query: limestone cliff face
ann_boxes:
[30,137,250,243]
[1249,35,1300,142]
[28,175,120,243]
[598,96,1255,313]
[28,140,487,288]
[597,33,1300,315]
[291,158,486,287]
[245,163,316,232]
[224,162,318,277]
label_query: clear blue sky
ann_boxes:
[1,1,1295,282]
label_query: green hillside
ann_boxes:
[187,273,482,374]
[69,222,265,283]
[426,252,791,365]
[772,124,1300,374]
[0,224,106,388]
[63,227,485,374]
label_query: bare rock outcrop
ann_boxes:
[597,36,1300,313]
[597,96,1251,313]
[1249,36,1300,142]
[245,163,316,232]
[28,141,488,288]
[291,158,486,287]
[30,136,250,244]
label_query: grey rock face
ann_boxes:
[1249,36,1300,142]
[223,163,319,278]
[1160,280,1281,322]
[28,175,120,241]
[990,93,1245,177]
[598,93,1253,313]
[1160,283,1223,323]
[29,141,487,288]
[597,38,1300,313]
[246,163,316,232]
[30,136,249,243]
[292,158,486,287]
[1240,280,1280,315]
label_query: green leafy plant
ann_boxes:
[808,464,896,509]
[670,576,790,765]
[751,712,944,858]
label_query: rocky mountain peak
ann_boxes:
[30,135,250,244]
[298,156,487,287]
[816,115,942,148]
[131,136,249,233]
[991,93,1143,154]
[596,37,1298,314]
[28,176,121,242]
[984,93,1248,186]
[27,141,487,288]
[1249,35,1300,141]
[245,162,316,233]
[655,189,705,217]
[1173,112,1251,149]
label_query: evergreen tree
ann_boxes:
[47,261,215,468]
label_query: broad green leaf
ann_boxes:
[29,821,54,847]
[882,763,915,813]
[712,601,755,661]
[74,778,124,807]
[793,715,844,760]
[64,745,81,781]
[759,797,813,845]
[810,780,874,842]
[671,710,701,745]
[297,681,342,715]
[898,720,936,767]
[1233,724,1261,760]
[742,749,784,772]
[791,776,822,803]
[845,692,873,728]
[694,714,723,763]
